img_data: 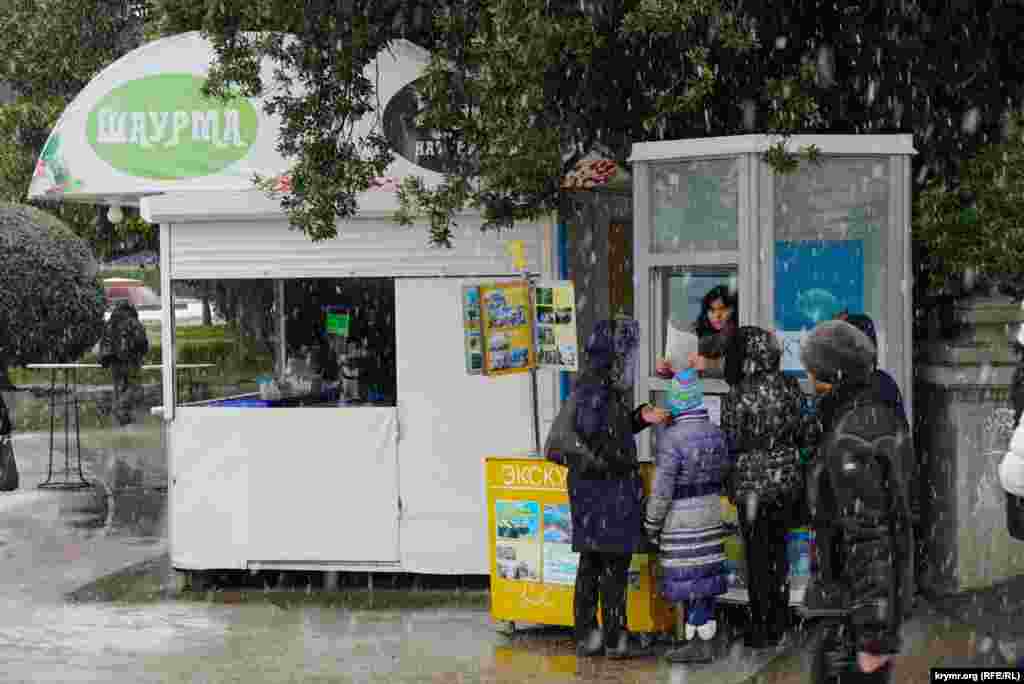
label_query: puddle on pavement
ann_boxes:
[0,596,816,684]
[0,583,1000,684]
[1,435,1006,681]
[51,483,166,541]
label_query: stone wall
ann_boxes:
[917,371,1024,593]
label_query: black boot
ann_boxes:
[801,579,851,618]
[576,627,604,657]
[606,631,655,659]
[744,623,768,649]
[665,637,714,664]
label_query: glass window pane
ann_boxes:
[772,157,890,375]
[651,158,740,252]
[171,278,276,406]
[171,278,396,407]
[651,265,738,377]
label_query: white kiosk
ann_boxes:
[29,32,562,577]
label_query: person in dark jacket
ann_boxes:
[543,318,669,658]
[800,320,914,681]
[837,312,907,427]
[98,302,149,426]
[720,326,819,648]
[644,335,732,664]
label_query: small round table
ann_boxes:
[25,362,217,490]
[25,363,99,490]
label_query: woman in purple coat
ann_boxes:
[644,345,733,665]
[544,318,670,658]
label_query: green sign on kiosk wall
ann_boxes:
[326,310,351,338]
[86,74,259,179]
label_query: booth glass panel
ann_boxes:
[649,265,738,379]
[651,158,740,252]
[772,157,890,375]
[169,278,276,405]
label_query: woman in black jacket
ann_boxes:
[800,320,914,680]
[544,318,669,658]
[720,326,819,648]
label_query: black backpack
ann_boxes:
[0,392,10,436]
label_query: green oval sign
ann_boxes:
[87,74,259,180]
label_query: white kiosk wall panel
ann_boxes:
[395,279,534,574]
[242,407,401,566]
[168,410,251,570]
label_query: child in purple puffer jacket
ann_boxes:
[644,331,733,665]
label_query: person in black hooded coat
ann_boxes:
[543,318,669,658]
[800,320,914,681]
[720,326,820,648]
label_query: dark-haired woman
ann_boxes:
[657,285,738,378]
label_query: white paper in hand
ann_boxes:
[665,321,699,370]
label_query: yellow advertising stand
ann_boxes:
[485,457,676,633]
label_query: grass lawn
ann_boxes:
[78,414,164,451]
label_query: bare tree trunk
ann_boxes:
[202,295,212,326]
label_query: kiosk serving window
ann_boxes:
[172,277,396,407]
[650,265,738,376]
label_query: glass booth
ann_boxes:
[629,134,915,462]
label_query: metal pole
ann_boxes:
[74,367,86,484]
[529,368,541,457]
[47,370,55,477]
[524,272,542,457]
[63,371,70,479]
[276,279,287,378]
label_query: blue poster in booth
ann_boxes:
[775,240,863,374]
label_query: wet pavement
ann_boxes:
[0,430,1021,682]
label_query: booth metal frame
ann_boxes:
[630,134,916,464]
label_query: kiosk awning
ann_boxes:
[26,33,442,210]
[27,32,294,205]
